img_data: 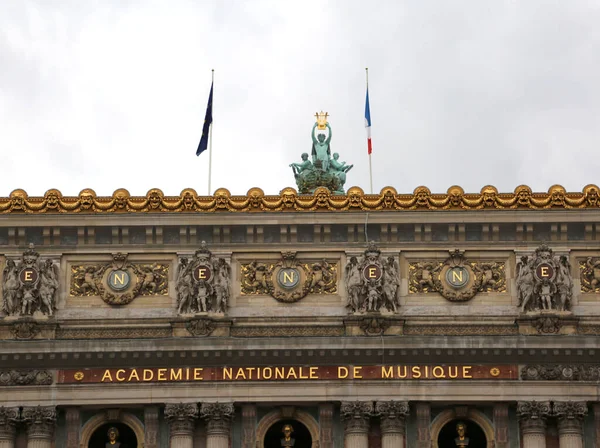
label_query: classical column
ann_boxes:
[493,403,510,448]
[517,401,551,448]
[200,403,234,448]
[241,405,256,448]
[165,403,199,448]
[319,404,335,448]
[554,401,587,448]
[144,406,160,448]
[340,401,373,448]
[0,407,19,448]
[415,403,431,448]
[65,408,80,448]
[375,401,409,448]
[22,406,56,448]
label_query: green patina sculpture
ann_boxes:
[290,121,353,194]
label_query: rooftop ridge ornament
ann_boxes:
[289,113,353,194]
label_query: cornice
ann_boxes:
[1,184,599,214]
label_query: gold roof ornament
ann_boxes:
[0,184,598,214]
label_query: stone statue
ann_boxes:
[280,424,295,447]
[454,421,469,447]
[1,246,59,317]
[344,243,400,314]
[291,117,352,194]
[516,244,573,312]
[176,243,231,315]
[105,426,121,447]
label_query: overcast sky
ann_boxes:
[1,0,599,197]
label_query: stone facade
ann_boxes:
[1,186,600,447]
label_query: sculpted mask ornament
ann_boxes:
[447,186,464,208]
[549,185,566,207]
[409,251,506,301]
[481,185,498,208]
[515,185,532,207]
[344,243,399,314]
[584,184,600,206]
[2,245,59,317]
[516,244,572,312]
[70,254,168,305]
[112,189,130,210]
[176,242,231,314]
[241,252,337,303]
[147,189,163,210]
[181,190,196,210]
[78,189,96,210]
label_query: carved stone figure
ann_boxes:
[516,244,573,312]
[291,119,353,194]
[1,246,59,317]
[176,243,231,314]
[344,243,399,313]
[241,253,337,303]
[70,255,168,305]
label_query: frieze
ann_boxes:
[359,317,390,336]
[56,326,172,339]
[521,365,600,381]
[185,318,216,337]
[408,251,506,301]
[1,184,599,214]
[11,321,40,339]
[70,253,169,305]
[579,258,600,293]
[2,245,59,317]
[0,370,53,386]
[403,325,517,336]
[230,326,344,338]
[240,252,337,303]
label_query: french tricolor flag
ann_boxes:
[365,87,372,154]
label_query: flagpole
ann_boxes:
[208,69,214,196]
[366,67,373,194]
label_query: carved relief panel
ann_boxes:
[240,251,337,303]
[408,250,506,301]
[70,253,169,305]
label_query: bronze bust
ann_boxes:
[454,421,469,447]
[106,427,121,448]
[280,423,296,447]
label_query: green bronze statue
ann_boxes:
[290,115,353,194]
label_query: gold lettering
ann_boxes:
[424,366,429,378]
[101,370,113,382]
[452,270,463,282]
[310,367,318,379]
[170,369,182,381]
[247,367,255,379]
[541,266,549,277]
[115,369,126,382]
[263,367,272,379]
[448,366,459,379]
[24,270,32,281]
[368,267,377,278]
[283,271,296,284]
[197,267,207,279]
[157,369,167,381]
[275,367,285,379]
[338,367,349,379]
[143,369,154,381]
[112,272,126,285]
[128,369,140,382]
[381,366,393,379]
[432,366,446,378]
[299,367,309,379]
[193,368,203,380]
[287,368,298,379]
[397,366,408,378]
[412,366,421,378]
[353,366,363,379]
[235,368,246,380]
[463,366,472,378]
[223,368,232,380]
[186,368,190,380]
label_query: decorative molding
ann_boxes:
[230,325,344,337]
[0,370,53,386]
[22,406,57,439]
[534,316,561,334]
[185,318,216,337]
[319,404,334,448]
[404,324,517,336]
[0,407,19,439]
[521,365,600,381]
[200,403,235,436]
[517,401,551,435]
[241,405,257,448]
[56,326,172,339]
[340,401,374,434]
[144,406,159,448]
[375,401,409,435]
[359,317,390,336]
[11,321,40,339]
[2,184,599,214]
[579,258,600,293]
[553,401,588,420]
[164,403,199,436]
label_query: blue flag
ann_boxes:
[196,82,213,156]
